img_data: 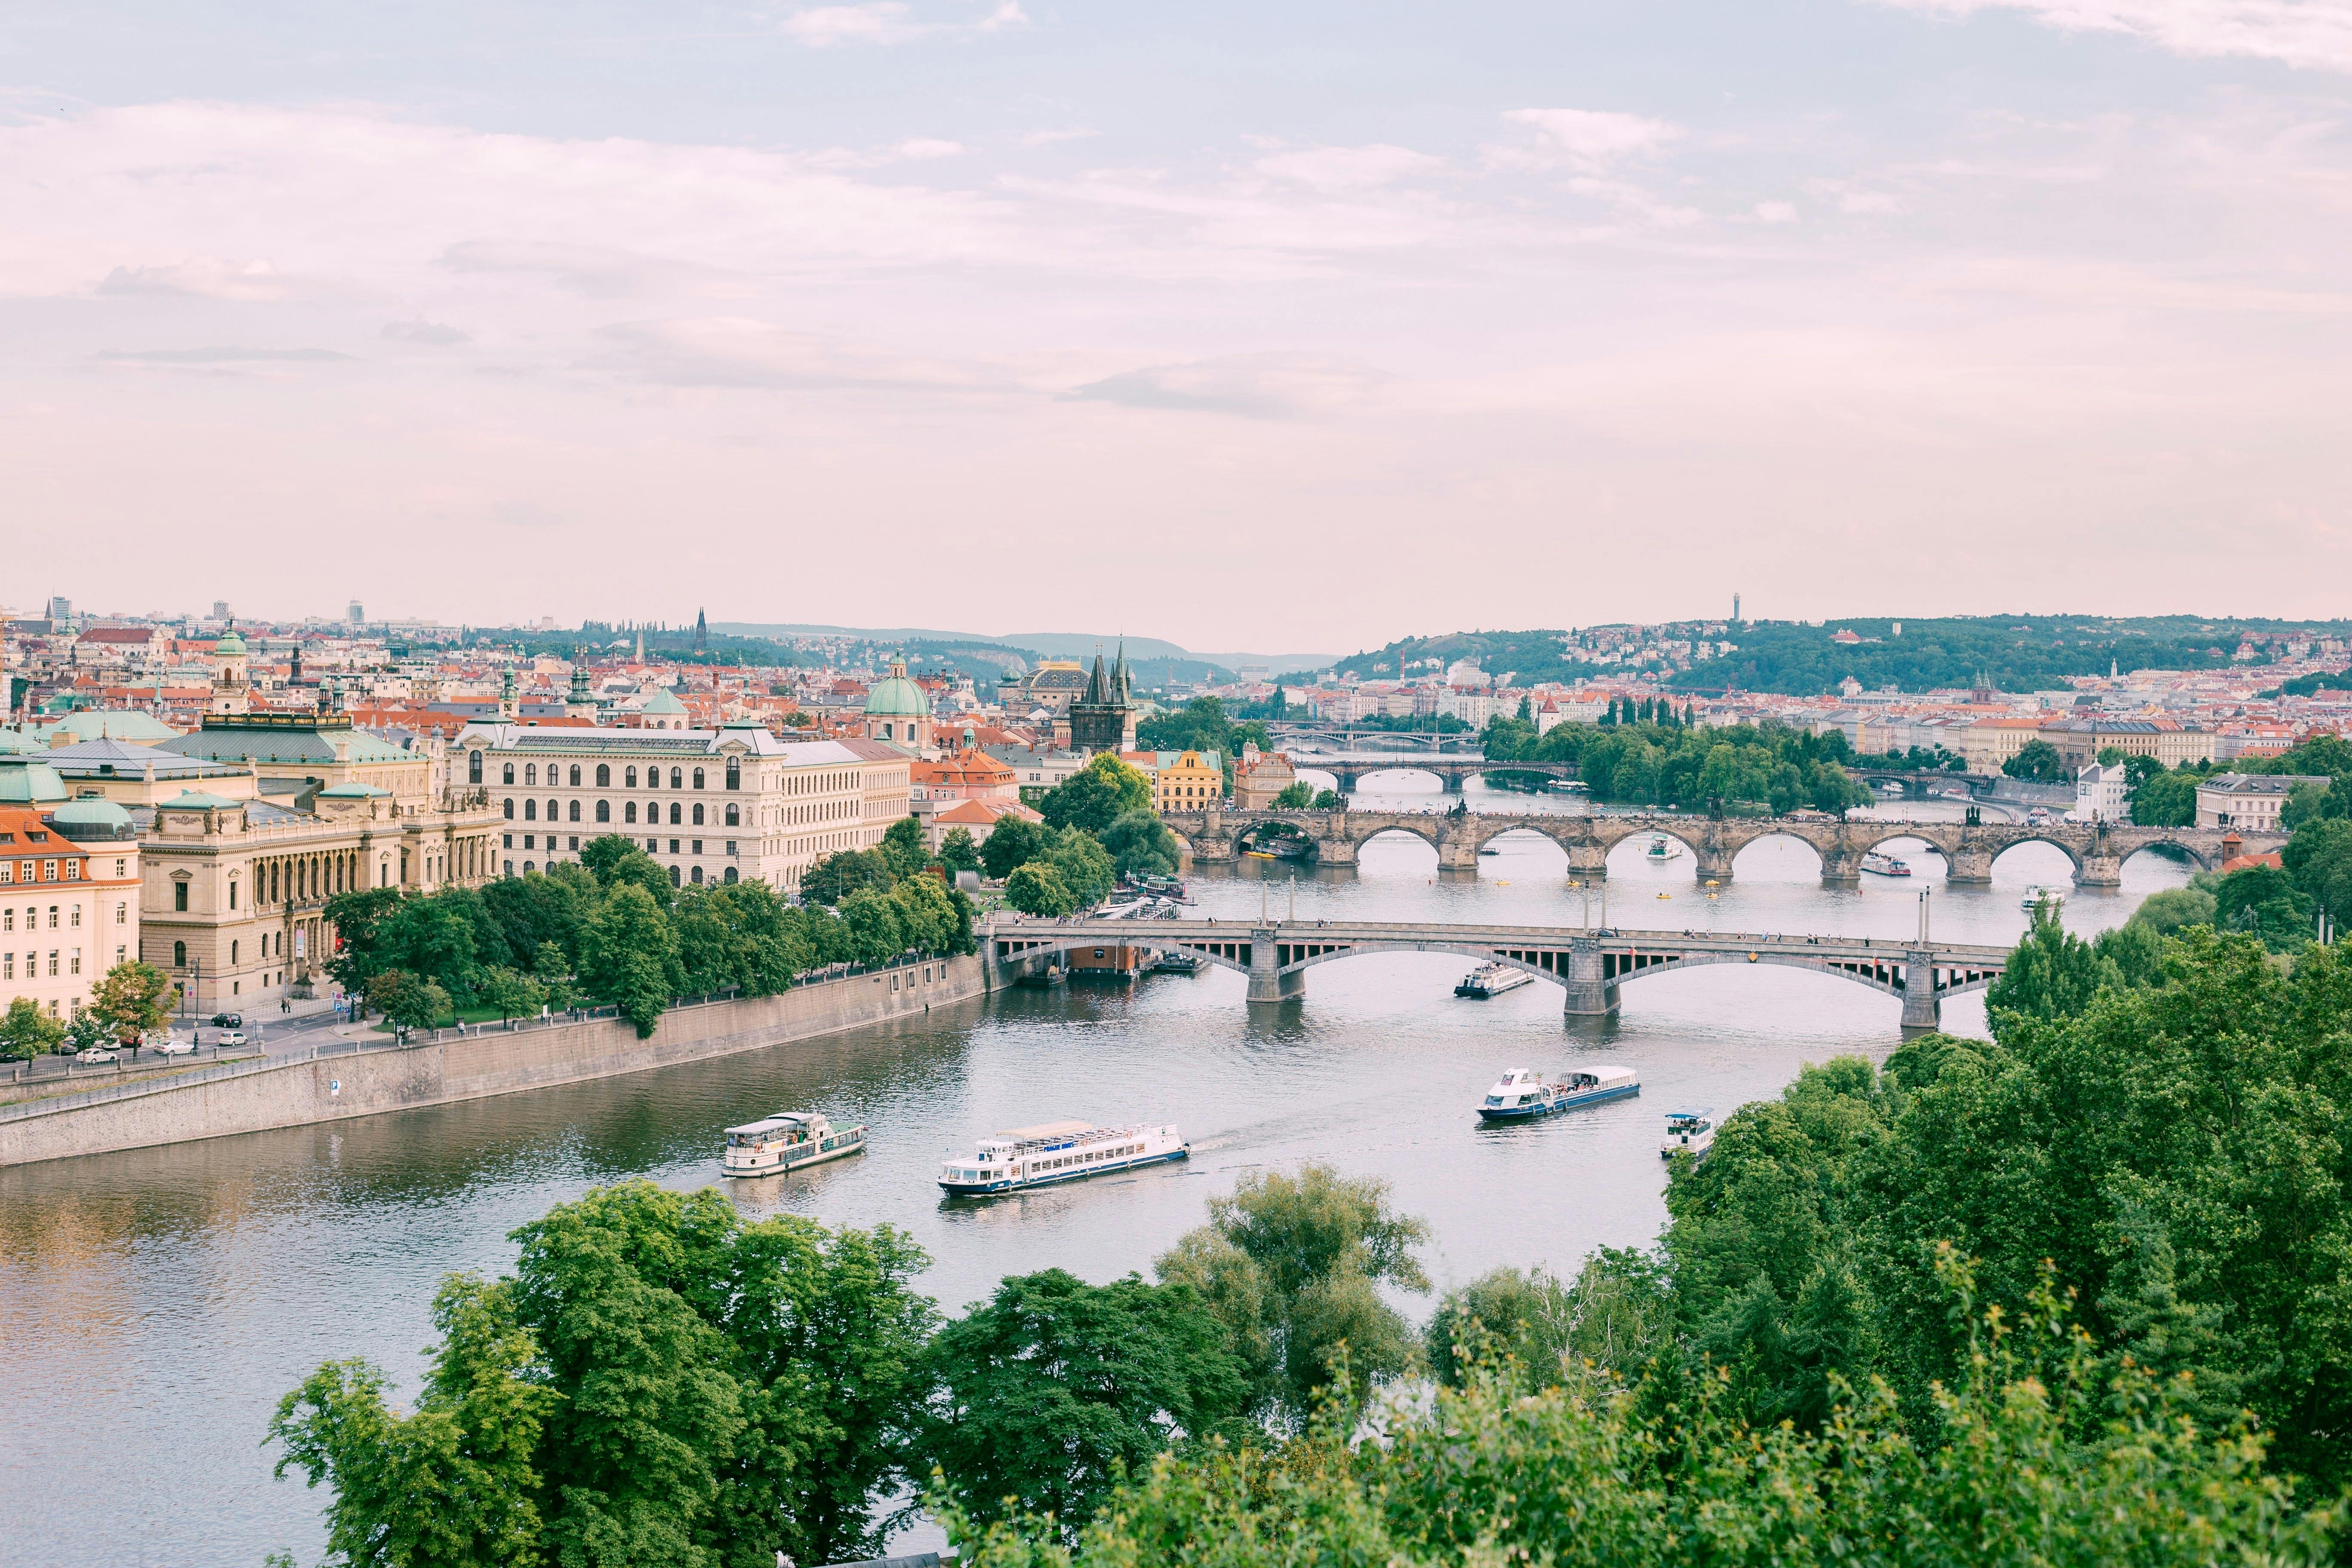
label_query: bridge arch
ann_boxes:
[1602,822,1711,867]
[1987,833,2088,877]
[1852,827,1957,875]
[2118,836,2217,873]
[1353,820,1448,856]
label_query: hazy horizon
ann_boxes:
[8,0,2349,645]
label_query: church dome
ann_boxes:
[214,628,247,656]
[864,661,929,718]
[48,797,136,840]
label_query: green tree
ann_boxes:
[322,885,410,992]
[1096,811,1180,877]
[1044,828,1115,909]
[2132,763,2209,826]
[88,959,172,1050]
[1270,781,1315,810]
[671,879,809,997]
[978,815,1048,880]
[880,816,931,879]
[576,883,683,1035]
[888,873,962,955]
[937,827,982,876]
[837,886,907,965]
[374,890,492,1001]
[269,1275,557,1568]
[63,1010,113,1057]
[2211,861,2314,949]
[2131,885,2217,934]
[1425,1250,1673,1394]
[479,867,596,971]
[2283,816,2352,930]
[0,998,67,1060]
[533,941,580,1012]
[1310,788,1344,809]
[581,834,676,911]
[2003,737,2067,782]
[368,969,453,1030]
[798,849,896,907]
[916,1270,1250,1535]
[1003,863,1075,918]
[480,967,548,1026]
[1157,1164,1429,1417]
[1984,907,2125,1027]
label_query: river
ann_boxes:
[0,777,2187,1568]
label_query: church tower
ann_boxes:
[1067,640,1136,754]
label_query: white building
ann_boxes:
[2195,772,2331,831]
[2073,762,2129,824]
[456,721,910,894]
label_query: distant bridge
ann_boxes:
[1282,754,1574,791]
[988,916,2012,1029]
[1159,808,2280,888]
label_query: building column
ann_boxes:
[1563,937,1620,1017]
[1246,928,1301,1004]
[1901,949,1942,1030]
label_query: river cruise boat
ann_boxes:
[1455,961,1534,998]
[1643,833,1684,862]
[2021,883,2068,913]
[938,1119,1189,1195]
[1660,1108,1716,1160]
[1862,851,1912,877]
[1478,1066,1640,1122]
[721,1112,866,1177]
[1152,950,1203,974]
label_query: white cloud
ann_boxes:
[896,138,967,159]
[1495,108,1681,172]
[590,318,995,391]
[1069,352,1386,418]
[382,317,470,345]
[780,0,1027,47]
[1252,144,1442,191]
[95,257,285,301]
[1870,0,2352,73]
[1754,200,1801,223]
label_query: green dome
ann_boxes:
[863,661,929,718]
[51,798,132,824]
[0,756,70,806]
[215,628,247,655]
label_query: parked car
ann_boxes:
[75,1046,119,1064]
[210,1012,244,1029]
[153,1037,196,1057]
[217,1029,247,1047]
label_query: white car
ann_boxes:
[75,1046,119,1064]
[217,1029,247,1047]
[153,1037,196,1057]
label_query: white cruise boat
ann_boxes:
[722,1112,866,1177]
[939,1119,1188,1195]
[1455,961,1534,998]
[1643,833,1684,862]
[2021,883,2068,913]
[1862,851,1912,877]
[1660,1108,1716,1160]
[1477,1066,1640,1123]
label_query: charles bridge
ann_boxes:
[989,915,2013,1029]
[1159,806,2281,888]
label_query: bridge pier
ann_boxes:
[2076,855,2123,889]
[1246,928,1304,1004]
[1567,844,1610,883]
[1562,938,1620,1018]
[1945,848,1994,886]
[1819,847,1863,888]
[1315,833,1359,867]
[1901,949,1941,1030]
[1693,846,1736,884]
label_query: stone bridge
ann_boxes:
[988,916,2012,1029]
[1281,755,1574,792]
[1161,808,2280,888]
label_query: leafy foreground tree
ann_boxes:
[913,1269,1250,1535]
[270,1181,937,1568]
[1,996,67,1060]
[88,959,173,1050]
[945,1260,2344,1568]
[1155,1164,1429,1421]
[1004,862,1076,917]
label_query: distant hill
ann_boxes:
[713,623,1335,676]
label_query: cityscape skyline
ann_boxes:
[10,1,2352,644]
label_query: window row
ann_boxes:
[0,905,77,931]
[502,799,743,827]
[471,754,742,792]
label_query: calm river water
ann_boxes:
[0,778,2187,1568]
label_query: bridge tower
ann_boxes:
[1562,937,1620,1018]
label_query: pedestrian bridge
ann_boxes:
[987,916,2012,1029]
[1162,807,2278,888]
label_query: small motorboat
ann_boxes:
[1455,961,1534,998]
[1660,1108,1716,1160]
[1862,851,1912,877]
[1152,950,1202,974]
[723,1112,866,1177]
[1477,1066,1640,1122]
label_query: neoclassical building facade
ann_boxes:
[455,720,911,894]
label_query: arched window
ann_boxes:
[723,866,738,884]
[691,865,704,885]
[692,803,705,826]
[504,798,514,820]
[596,800,610,822]
[669,866,681,887]
[469,750,483,784]
[625,801,637,824]
[724,803,739,827]
[669,802,682,825]
[726,757,740,790]
[626,766,638,787]
[568,800,581,822]
[547,799,558,822]
[502,763,514,784]
[524,861,535,873]
[524,799,537,820]
[230,939,239,965]
[525,763,537,785]
[569,765,582,786]
[670,767,683,789]
[596,764,609,787]
[692,767,705,790]
[173,940,186,967]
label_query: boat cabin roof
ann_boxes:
[1572,1067,1639,1089]
[1665,1107,1713,1121]
[725,1112,817,1137]
[993,1118,1096,1142]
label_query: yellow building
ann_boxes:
[1153,750,1224,813]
